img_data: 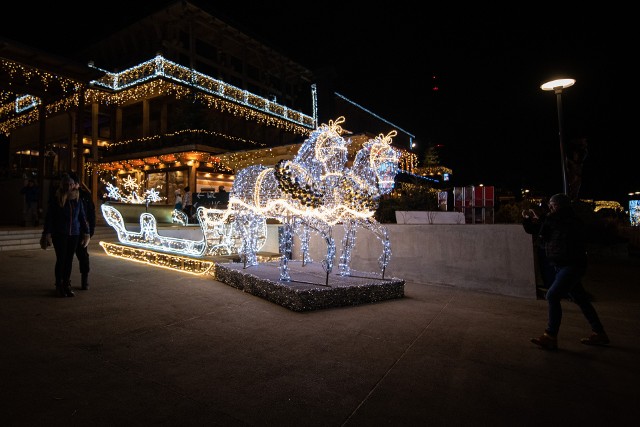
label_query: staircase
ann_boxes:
[0,225,117,252]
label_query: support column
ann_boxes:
[160,101,168,134]
[68,111,75,173]
[142,99,150,138]
[91,102,99,204]
[37,103,46,208]
[115,107,122,142]
[76,88,85,175]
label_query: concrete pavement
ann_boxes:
[1,241,638,426]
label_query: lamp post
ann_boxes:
[541,78,575,195]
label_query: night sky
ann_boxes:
[2,2,636,204]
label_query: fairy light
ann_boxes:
[1,55,314,136]
[99,241,215,276]
[15,95,39,113]
[594,200,623,212]
[102,205,208,256]
[630,200,639,226]
[89,54,314,129]
[101,203,267,258]
[102,174,165,204]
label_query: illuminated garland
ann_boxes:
[1,54,315,137]
[89,54,315,129]
[99,241,215,276]
[630,200,639,226]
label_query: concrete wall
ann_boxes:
[395,211,465,224]
[291,224,537,299]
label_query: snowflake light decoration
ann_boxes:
[102,174,165,204]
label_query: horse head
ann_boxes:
[294,116,350,189]
[364,130,400,195]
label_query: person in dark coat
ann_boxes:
[20,178,40,226]
[216,185,229,206]
[522,193,609,350]
[68,172,96,290]
[42,173,90,297]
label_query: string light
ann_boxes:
[99,241,215,276]
[102,174,165,204]
[88,54,314,129]
[1,54,314,136]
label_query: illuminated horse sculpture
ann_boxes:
[285,130,400,278]
[333,131,399,277]
[229,118,399,283]
[228,118,351,281]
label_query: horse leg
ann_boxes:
[361,219,392,279]
[339,220,357,276]
[322,234,336,285]
[278,221,292,281]
[294,219,312,266]
[237,215,258,268]
[315,224,335,281]
[378,227,391,279]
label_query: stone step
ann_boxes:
[0,226,118,252]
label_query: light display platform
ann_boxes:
[215,261,404,312]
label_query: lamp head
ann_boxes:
[541,78,576,91]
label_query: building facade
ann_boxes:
[0,1,321,224]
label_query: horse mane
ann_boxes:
[344,130,400,204]
[292,116,350,187]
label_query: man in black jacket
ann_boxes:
[522,193,609,350]
[69,172,96,290]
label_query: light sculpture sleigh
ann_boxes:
[100,117,400,285]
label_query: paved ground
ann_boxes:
[1,240,639,426]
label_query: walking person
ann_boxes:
[69,172,96,290]
[20,178,40,226]
[522,193,609,350]
[216,184,229,206]
[182,186,193,223]
[41,173,91,298]
[174,189,183,210]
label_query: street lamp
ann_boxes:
[541,78,575,195]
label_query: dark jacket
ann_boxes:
[78,187,96,236]
[43,197,90,237]
[20,183,39,204]
[523,208,587,266]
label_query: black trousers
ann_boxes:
[75,241,90,276]
[52,235,80,284]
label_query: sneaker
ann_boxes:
[580,332,609,346]
[531,332,558,350]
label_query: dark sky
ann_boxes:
[2,2,636,204]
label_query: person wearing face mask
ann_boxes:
[41,173,91,298]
